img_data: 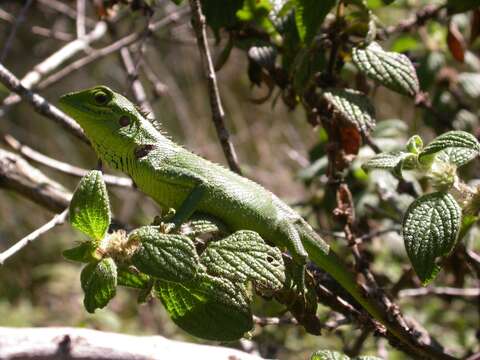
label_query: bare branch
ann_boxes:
[120,47,155,119]
[3,134,133,188]
[399,287,480,298]
[0,327,262,360]
[76,0,86,38]
[384,4,446,36]
[253,315,298,327]
[37,0,95,26]
[0,63,88,143]
[36,8,189,91]
[31,26,74,42]
[0,21,108,111]
[188,0,242,175]
[0,209,68,266]
[0,148,71,212]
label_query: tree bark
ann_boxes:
[0,327,263,360]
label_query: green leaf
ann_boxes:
[130,226,200,283]
[292,46,326,95]
[323,88,376,134]
[311,350,350,360]
[362,151,416,177]
[117,266,152,289]
[352,42,420,97]
[154,273,253,341]
[81,258,117,313]
[311,350,383,360]
[406,135,423,154]
[200,230,285,290]
[295,0,337,43]
[63,242,97,263]
[69,170,111,241]
[403,192,461,285]
[236,0,275,35]
[418,131,480,166]
[180,213,230,241]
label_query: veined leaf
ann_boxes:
[311,350,383,360]
[130,226,200,283]
[323,88,376,134]
[295,0,337,43]
[69,170,111,242]
[403,192,461,285]
[117,266,151,289]
[311,350,349,360]
[81,258,117,313]
[154,273,253,341]
[362,151,416,177]
[352,42,420,97]
[63,242,97,263]
[201,230,285,290]
[419,131,480,166]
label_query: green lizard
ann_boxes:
[58,86,451,359]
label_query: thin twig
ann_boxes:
[31,26,74,42]
[0,21,108,112]
[3,134,132,188]
[383,4,445,36]
[0,0,34,62]
[120,47,155,119]
[76,0,86,38]
[0,209,68,266]
[399,287,480,298]
[36,8,189,92]
[188,0,242,175]
[252,315,298,327]
[37,0,95,26]
[0,63,88,143]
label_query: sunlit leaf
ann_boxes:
[154,273,252,341]
[403,192,461,285]
[69,171,111,242]
[352,42,420,97]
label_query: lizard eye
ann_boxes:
[94,91,108,105]
[119,115,130,127]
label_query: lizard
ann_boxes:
[58,85,454,359]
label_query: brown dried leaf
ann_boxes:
[447,22,466,63]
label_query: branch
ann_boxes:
[0,209,68,266]
[0,62,88,143]
[399,287,480,298]
[188,0,242,175]
[0,21,107,112]
[76,0,86,38]
[0,148,71,212]
[120,47,155,119]
[38,8,188,93]
[383,4,445,36]
[3,134,133,188]
[0,327,262,360]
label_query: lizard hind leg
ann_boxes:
[278,220,308,264]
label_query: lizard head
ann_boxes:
[59,85,157,159]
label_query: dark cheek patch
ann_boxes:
[134,144,156,159]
